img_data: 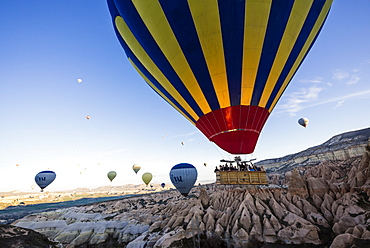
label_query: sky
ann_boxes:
[0,1,369,192]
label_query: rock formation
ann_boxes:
[256,127,370,173]
[11,143,370,247]
[0,224,58,247]
[8,129,370,247]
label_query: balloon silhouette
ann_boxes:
[142,172,153,186]
[107,171,117,182]
[298,117,309,128]
[107,0,333,154]
[132,164,141,174]
[35,171,56,192]
[169,163,198,197]
[161,183,165,188]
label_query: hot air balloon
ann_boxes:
[142,172,153,186]
[35,171,56,192]
[107,0,333,154]
[298,117,309,128]
[86,115,91,120]
[107,171,117,182]
[77,78,83,83]
[132,164,141,174]
[169,163,198,197]
[161,183,165,188]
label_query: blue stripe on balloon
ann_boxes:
[159,1,220,111]
[113,0,204,117]
[251,0,295,106]
[118,35,197,123]
[107,8,197,123]
[218,0,245,106]
[172,163,196,169]
[265,0,329,109]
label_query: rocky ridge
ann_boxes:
[256,127,370,173]
[11,142,370,248]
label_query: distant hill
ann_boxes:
[256,127,370,173]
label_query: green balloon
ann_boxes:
[142,172,153,186]
[107,171,117,182]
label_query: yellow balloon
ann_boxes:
[132,164,141,174]
[142,172,153,186]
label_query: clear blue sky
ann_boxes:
[0,1,369,192]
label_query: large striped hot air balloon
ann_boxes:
[107,0,333,154]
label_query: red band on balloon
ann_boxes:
[196,105,270,154]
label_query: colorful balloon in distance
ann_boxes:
[169,163,198,197]
[35,171,56,192]
[77,78,82,83]
[132,164,141,174]
[86,115,91,120]
[298,117,309,128]
[107,171,117,182]
[161,183,165,188]
[107,0,333,154]
[142,172,153,186]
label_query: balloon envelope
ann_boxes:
[142,172,153,186]
[107,0,333,154]
[161,183,165,188]
[170,163,198,197]
[35,171,56,192]
[107,171,117,182]
[298,117,309,128]
[132,164,141,174]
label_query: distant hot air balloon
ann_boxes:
[132,164,141,174]
[298,117,309,128]
[107,171,117,182]
[181,142,185,146]
[204,163,207,167]
[35,171,56,192]
[161,183,165,188]
[170,163,198,197]
[86,115,91,120]
[107,0,333,154]
[77,78,83,83]
[142,172,153,186]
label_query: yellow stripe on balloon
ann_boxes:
[189,0,230,109]
[129,58,196,125]
[259,0,313,108]
[241,0,272,106]
[268,0,333,112]
[115,16,200,121]
[131,0,211,115]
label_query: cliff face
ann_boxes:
[256,127,370,173]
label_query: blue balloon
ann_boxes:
[35,171,56,192]
[170,163,197,196]
[161,183,165,188]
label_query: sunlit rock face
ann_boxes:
[257,127,370,173]
[11,141,370,247]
